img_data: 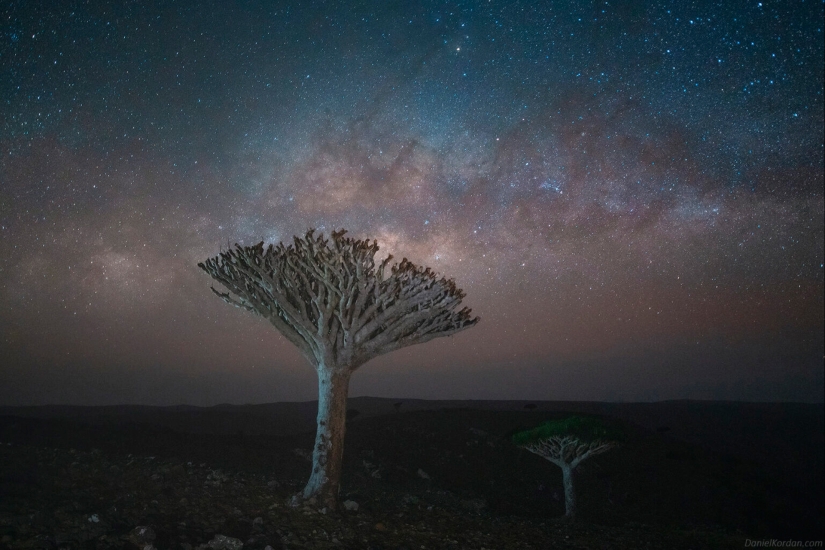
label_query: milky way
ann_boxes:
[1,0,822,405]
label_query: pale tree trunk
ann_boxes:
[302,366,351,509]
[561,464,576,520]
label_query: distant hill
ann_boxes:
[2,398,822,473]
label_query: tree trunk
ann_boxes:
[561,464,576,520]
[302,366,351,509]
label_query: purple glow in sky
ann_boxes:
[1,0,822,405]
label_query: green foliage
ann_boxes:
[512,415,624,446]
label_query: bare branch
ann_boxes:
[198,229,479,371]
[523,435,617,470]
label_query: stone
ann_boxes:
[417,468,430,480]
[342,500,359,511]
[128,525,157,546]
[460,498,487,512]
[292,448,312,461]
[206,534,244,549]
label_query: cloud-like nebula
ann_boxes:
[0,0,822,405]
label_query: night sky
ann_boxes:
[1,0,822,406]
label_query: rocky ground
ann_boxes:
[0,415,758,550]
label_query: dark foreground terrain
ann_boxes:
[0,399,822,549]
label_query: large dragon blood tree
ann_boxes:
[198,229,479,509]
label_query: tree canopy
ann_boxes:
[198,229,478,369]
[512,415,625,447]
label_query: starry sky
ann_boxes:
[1,0,822,406]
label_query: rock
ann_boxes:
[292,448,312,461]
[417,468,430,480]
[127,526,157,547]
[88,514,100,523]
[252,517,263,526]
[374,522,386,532]
[206,534,244,549]
[460,498,487,512]
[19,538,52,550]
[342,500,359,511]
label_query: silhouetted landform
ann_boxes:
[2,398,821,480]
[0,399,822,548]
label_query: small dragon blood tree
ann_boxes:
[513,416,622,520]
[198,229,478,509]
